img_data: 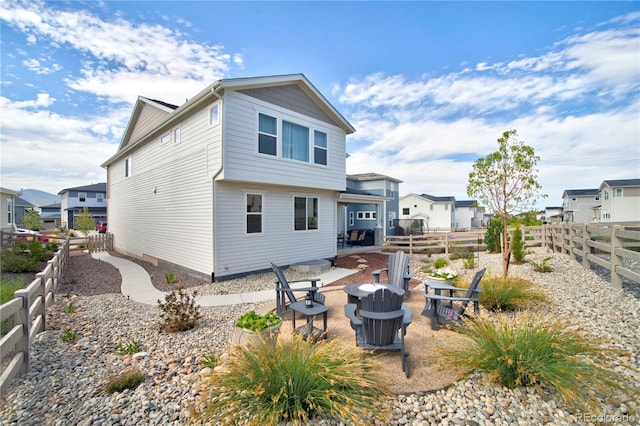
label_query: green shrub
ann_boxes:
[114,340,141,355]
[0,248,39,273]
[193,334,391,425]
[165,271,175,284]
[531,256,553,272]
[484,217,502,253]
[105,368,145,394]
[157,289,202,332]
[0,276,25,304]
[235,310,282,331]
[434,258,448,269]
[511,226,527,262]
[479,276,547,312]
[438,312,634,411]
[63,301,77,313]
[462,253,475,269]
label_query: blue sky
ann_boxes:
[1,1,638,210]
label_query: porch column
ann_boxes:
[374,203,384,246]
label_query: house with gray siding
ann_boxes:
[561,188,600,223]
[102,74,356,280]
[14,196,35,228]
[0,187,19,232]
[343,173,401,237]
[596,178,640,222]
[58,183,107,230]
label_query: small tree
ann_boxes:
[76,206,96,235]
[23,210,42,231]
[467,130,545,276]
[483,216,502,253]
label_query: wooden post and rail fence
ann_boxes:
[0,232,112,397]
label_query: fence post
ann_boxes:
[35,272,46,331]
[568,224,577,261]
[610,225,623,288]
[445,232,449,255]
[13,289,31,375]
[582,224,590,268]
[409,234,413,256]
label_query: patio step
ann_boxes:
[290,259,331,275]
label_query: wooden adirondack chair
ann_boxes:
[271,263,325,318]
[344,288,412,378]
[371,251,415,293]
[422,267,486,330]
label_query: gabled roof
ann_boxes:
[103,74,355,168]
[455,200,477,208]
[40,203,61,209]
[599,178,640,189]
[0,187,19,196]
[58,183,107,195]
[15,196,35,207]
[347,173,403,183]
[562,188,599,197]
[420,193,455,203]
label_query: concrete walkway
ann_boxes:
[91,252,356,306]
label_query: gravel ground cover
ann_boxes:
[0,248,638,425]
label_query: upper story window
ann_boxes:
[79,192,86,202]
[246,193,262,234]
[402,208,410,215]
[210,104,220,125]
[7,199,12,224]
[258,113,277,156]
[603,190,609,200]
[125,157,132,177]
[294,196,318,231]
[160,132,171,144]
[257,112,328,165]
[615,188,623,197]
[283,121,309,162]
[174,127,181,144]
[313,130,327,165]
[97,193,104,203]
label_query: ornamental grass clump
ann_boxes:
[192,334,391,426]
[438,312,634,411]
[478,276,547,312]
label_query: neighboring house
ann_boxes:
[453,199,485,229]
[543,206,564,224]
[38,203,62,229]
[398,193,456,233]
[0,187,19,232]
[343,173,401,237]
[101,74,356,280]
[59,183,107,230]
[561,188,600,223]
[14,196,35,227]
[597,178,640,223]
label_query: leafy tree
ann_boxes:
[508,210,541,226]
[76,206,96,235]
[467,130,545,276]
[23,210,42,231]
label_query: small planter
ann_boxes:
[231,310,282,348]
[428,276,453,285]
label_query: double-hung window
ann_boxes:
[294,197,318,231]
[79,193,86,202]
[246,194,262,234]
[313,130,327,165]
[258,113,277,156]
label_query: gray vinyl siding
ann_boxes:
[239,85,335,126]
[214,181,336,278]
[127,103,172,146]
[107,102,219,277]
[221,91,346,191]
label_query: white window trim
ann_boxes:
[210,103,220,125]
[293,195,319,231]
[357,211,376,220]
[174,127,181,144]
[125,157,132,177]
[245,192,264,235]
[160,132,171,144]
[78,192,87,202]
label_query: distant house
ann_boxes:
[398,193,456,233]
[343,173,401,237]
[38,203,61,229]
[561,188,600,223]
[14,196,35,227]
[543,206,564,224]
[0,187,19,231]
[102,74,358,280]
[454,199,485,229]
[58,183,107,229]
[596,178,640,222]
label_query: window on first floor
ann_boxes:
[7,199,12,224]
[349,211,354,226]
[357,211,376,220]
[246,193,262,234]
[294,197,318,231]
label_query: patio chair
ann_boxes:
[346,230,362,246]
[271,263,325,318]
[422,268,486,330]
[371,251,414,294]
[344,288,412,378]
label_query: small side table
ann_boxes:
[289,301,329,340]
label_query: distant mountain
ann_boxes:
[19,189,60,206]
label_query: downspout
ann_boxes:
[210,87,223,282]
